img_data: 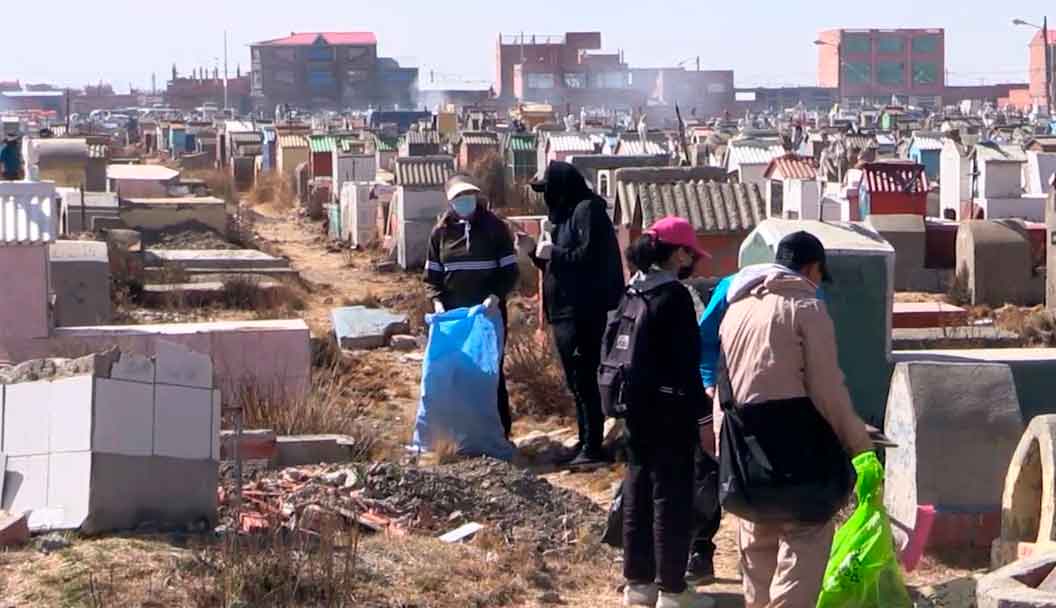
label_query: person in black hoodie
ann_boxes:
[529,161,625,467]
[620,217,713,608]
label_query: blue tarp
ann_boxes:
[411,305,513,461]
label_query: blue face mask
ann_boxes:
[450,195,477,218]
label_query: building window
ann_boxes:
[252,48,261,62]
[273,48,296,63]
[599,173,610,197]
[274,70,295,85]
[707,83,727,93]
[877,62,905,85]
[526,73,556,89]
[564,73,586,89]
[912,62,939,85]
[912,35,941,54]
[347,47,368,60]
[346,69,369,82]
[842,62,872,85]
[306,46,333,62]
[591,71,628,89]
[842,35,871,54]
[877,37,904,54]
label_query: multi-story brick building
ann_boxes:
[816,28,945,107]
[250,32,418,112]
[495,32,644,109]
[1027,29,1056,109]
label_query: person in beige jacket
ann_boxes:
[718,231,873,608]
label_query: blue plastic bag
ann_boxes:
[411,305,513,461]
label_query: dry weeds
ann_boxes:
[248,172,296,211]
[505,325,572,419]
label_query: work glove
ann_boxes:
[535,239,553,261]
[852,451,884,503]
[540,218,553,236]
[515,233,537,258]
[482,294,499,311]
[432,299,445,314]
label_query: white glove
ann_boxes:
[515,233,537,258]
[433,299,445,314]
[535,239,553,261]
[483,294,499,310]
[540,218,553,235]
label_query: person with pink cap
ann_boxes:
[614,216,715,608]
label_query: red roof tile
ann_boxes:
[862,162,928,194]
[256,32,377,46]
[762,154,818,181]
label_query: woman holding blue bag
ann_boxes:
[423,174,520,437]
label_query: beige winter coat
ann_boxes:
[717,272,872,457]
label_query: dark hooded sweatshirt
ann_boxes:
[534,161,625,322]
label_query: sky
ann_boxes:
[4,0,1053,91]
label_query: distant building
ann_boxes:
[734,87,838,113]
[1028,30,1056,108]
[165,69,251,113]
[250,32,418,112]
[817,28,945,107]
[495,32,643,108]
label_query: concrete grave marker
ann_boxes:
[884,361,1024,553]
[331,306,410,350]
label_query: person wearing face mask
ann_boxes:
[424,174,520,437]
[618,217,715,608]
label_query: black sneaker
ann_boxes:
[567,449,608,470]
[685,553,715,586]
[555,442,583,465]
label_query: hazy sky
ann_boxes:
[5,0,1052,91]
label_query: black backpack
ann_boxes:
[598,287,651,419]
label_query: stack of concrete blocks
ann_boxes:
[884,361,1025,556]
[395,184,446,270]
[49,240,112,327]
[340,182,378,248]
[976,155,1046,221]
[957,220,1042,307]
[0,182,60,354]
[1,345,220,533]
[739,219,895,425]
[865,214,935,292]
[992,415,1056,568]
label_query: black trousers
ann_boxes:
[551,315,607,453]
[692,444,721,558]
[623,433,695,594]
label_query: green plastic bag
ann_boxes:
[816,453,912,608]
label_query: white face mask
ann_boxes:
[450,195,477,218]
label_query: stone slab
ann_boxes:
[143,249,289,271]
[94,379,155,457]
[0,511,28,547]
[154,385,213,460]
[331,307,410,350]
[892,349,1056,422]
[273,435,355,468]
[884,361,1024,549]
[220,429,277,461]
[892,301,969,329]
[892,327,1023,351]
[977,553,1056,608]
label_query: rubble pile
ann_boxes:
[226,458,605,550]
[143,222,239,250]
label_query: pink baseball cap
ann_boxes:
[645,216,710,258]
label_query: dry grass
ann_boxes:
[248,172,296,210]
[996,305,1056,346]
[235,363,378,462]
[185,169,238,206]
[219,276,307,318]
[946,266,972,307]
[505,325,572,419]
[343,291,382,309]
